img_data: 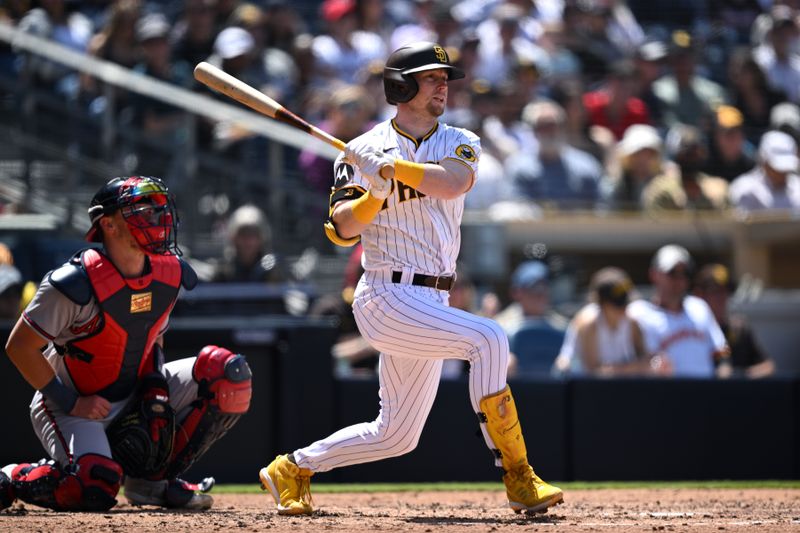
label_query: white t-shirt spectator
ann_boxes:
[628,296,727,378]
[729,167,800,211]
[556,303,638,375]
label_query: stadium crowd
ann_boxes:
[0,0,794,378]
[2,0,800,214]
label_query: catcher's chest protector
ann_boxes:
[60,249,181,401]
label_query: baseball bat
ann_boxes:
[193,61,346,152]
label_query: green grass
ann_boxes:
[213,480,800,494]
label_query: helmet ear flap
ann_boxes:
[384,70,418,105]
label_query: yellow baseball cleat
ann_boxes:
[259,454,314,515]
[503,464,564,514]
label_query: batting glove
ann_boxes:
[365,171,392,200]
[344,144,394,181]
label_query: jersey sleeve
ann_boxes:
[442,129,481,183]
[22,276,83,341]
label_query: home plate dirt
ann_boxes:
[1,488,798,532]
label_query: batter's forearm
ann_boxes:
[382,161,468,199]
[332,202,372,239]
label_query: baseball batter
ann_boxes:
[260,41,563,516]
[1,177,252,512]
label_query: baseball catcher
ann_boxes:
[2,176,252,512]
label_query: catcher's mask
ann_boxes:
[85,176,181,256]
[383,41,465,105]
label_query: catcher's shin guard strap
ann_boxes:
[478,385,528,471]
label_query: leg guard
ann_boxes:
[0,469,15,510]
[11,454,122,511]
[478,385,528,472]
[164,345,252,479]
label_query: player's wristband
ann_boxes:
[350,190,385,224]
[392,159,425,188]
[41,375,79,413]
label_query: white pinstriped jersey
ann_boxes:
[332,118,481,276]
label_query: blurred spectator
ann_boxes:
[653,30,727,130]
[16,0,93,96]
[299,85,375,198]
[312,0,387,86]
[226,3,299,104]
[472,3,548,86]
[309,243,379,377]
[204,25,278,172]
[506,100,603,208]
[729,130,800,211]
[553,266,651,376]
[126,13,193,177]
[171,0,217,68]
[708,0,761,47]
[356,0,393,45]
[550,79,608,163]
[536,21,582,84]
[703,105,756,182]
[0,264,23,320]
[642,123,729,211]
[601,123,664,210]
[211,204,288,283]
[728,47,787,143]
[389,0,438,50]
[461,110,516,211]
[497,261,568,378]
[693,263,775,378]
[628,244,731,378]
[84,0,141,69]
[563,0,628,83]
[769,101,800,145]
[263,0,306,52]
[753,6,800,103]
[476,80,535,163]
[634,39,668,125]
[583,59,650,141]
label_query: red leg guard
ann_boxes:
[162,345,252,479]
[12,454,122,511]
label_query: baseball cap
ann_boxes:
[136,13,170,42]
[759,130,799,173]
[716,105,744,130]
[511,261,548,290]
[617,124,662,157]
[214,27,255,60]
[321,0,356,21]
[590,267,634,307]
[651,244,693,273]
[770,102,800,132]
[694,263,735,292]
[0,264,22,295]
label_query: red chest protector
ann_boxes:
[61,249,182,401]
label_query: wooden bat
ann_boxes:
[193,61,346,152]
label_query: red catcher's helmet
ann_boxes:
[85,176,181,256]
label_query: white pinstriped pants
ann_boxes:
[294,270,509,472]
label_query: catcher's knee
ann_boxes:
[11,454,122,511]
[164,345,252,478]
[193,345,252,414]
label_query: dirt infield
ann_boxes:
[1,488,798,532]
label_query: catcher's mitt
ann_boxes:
[107,373,175,478]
